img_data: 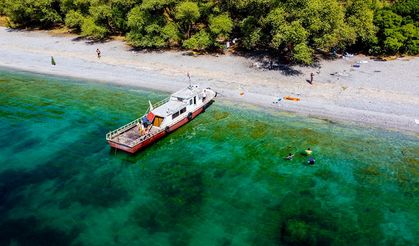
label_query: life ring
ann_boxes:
[187,112,193,120]
[165,126,170,133]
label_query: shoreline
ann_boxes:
[3,65,418,138]
[1,27,418,135]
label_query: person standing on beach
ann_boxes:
[310,72,314,84]
[96,48,101,59]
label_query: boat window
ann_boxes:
[172,112,179,119]
[189,99,193,105]
[194,96,196,104]
[180,107,186,114]
[153,116,164,127]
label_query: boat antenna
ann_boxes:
[187,72,191,88]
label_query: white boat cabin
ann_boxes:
[142,85,209,130]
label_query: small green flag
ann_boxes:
[51,56,56,66]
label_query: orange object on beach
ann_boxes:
[240,92,244,96]
[283,96,300,101]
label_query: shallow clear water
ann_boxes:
[0,68,418,246]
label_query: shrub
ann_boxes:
[65,10,84,31]
[81,17,108,40]
[183,30,213,50]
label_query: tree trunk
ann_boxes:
[187,23,191,39]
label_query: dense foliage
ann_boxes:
[0,0,417,63]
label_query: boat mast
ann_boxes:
[187,72,191,88]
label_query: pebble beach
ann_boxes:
[1,27,418,133]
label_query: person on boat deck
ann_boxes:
[308,157,315,165]
[285,153,294,160]
[138,123,145,135]
[146,124,152,133]
[202,91,207,101]
[305,147,313,156]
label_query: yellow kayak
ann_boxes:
[284,96,300,101]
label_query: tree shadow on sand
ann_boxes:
[71,36,112,45]
[236,50,304,76]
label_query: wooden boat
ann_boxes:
[106,85,217,153]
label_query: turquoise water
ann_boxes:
[0,68,418,246]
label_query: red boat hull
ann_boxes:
[108,104,206,154]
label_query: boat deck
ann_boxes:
[109,125,161,147]
[106,87,217,151]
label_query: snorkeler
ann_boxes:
[285,153,294,160]
[305,147,313,156]
[308,157,315,165]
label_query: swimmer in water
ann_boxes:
[308,157,315,165]
[285,153,294,160]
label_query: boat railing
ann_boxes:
[130,104,192,146]
[131,127,165,146]
[106,118,141,140]
[107,97,170,142]
[145,97,171,114]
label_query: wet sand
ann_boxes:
[1,27,418,133]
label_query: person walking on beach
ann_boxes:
[309,72,314,84]
[96,48,101,59]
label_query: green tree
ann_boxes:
[109,0,136,33]
[183,30,213,50]
[375,10,403,30]
[1,0,416,63]
[60,0,90,15]
[175,1,200,38]
[383,34,404,53]
[346,0,377,44]
[400,23,419,54]
[292,43,313,64]
[0,0,6,15]
[126,6,167,48]
[209,13,234,40]
[141,0,177,11]
[3,0,62,27]
[302,0,356,51]
[65,10,84,31]
[89,4,113,31]
[239,16,262,49]
[225,0,271,16]
[271,21,308,49]
[392,0,418,22]
[266,7,311,63]
[162,22,181,45]
[81,16,108,40]
[374,8,418,55]
[127,6,147,32]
